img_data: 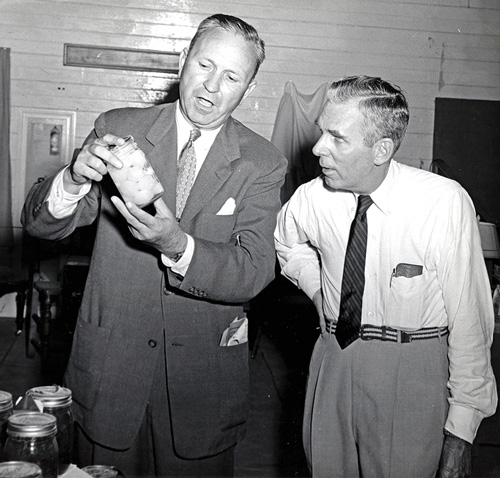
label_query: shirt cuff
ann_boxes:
[47,166,92,218]
[445,403,484,444]
[161,234,194,276]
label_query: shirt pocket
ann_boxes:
[385,267,429,328]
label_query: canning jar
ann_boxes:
[82,464,119,478]
[3,411,59,478]
[27,385,73,474]
[0,461,42,478]
[0,390,13,461]
[108,135,164,208]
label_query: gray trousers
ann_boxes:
[303,330,449,478]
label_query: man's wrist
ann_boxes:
[169,250,185,263]
[63,166,90,194]
[165,233,188,262]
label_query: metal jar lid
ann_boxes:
[0,390,13,413]
[109,135,137,156]
[0,461,42,478]
[7,411,57,437]
[27,385,72,408]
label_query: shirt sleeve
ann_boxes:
[274,189,322,301]
[46,166,92,218]
[161,234,195,276]
[439,189,498,443]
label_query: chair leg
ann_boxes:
[24,281,35,358]
[31,288,53,369]
[15,287,27,335]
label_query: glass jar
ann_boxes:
[27,385,73,475]
[108,135,164,208]
[0,461,42,478]
[3,411,59,478]
[82,465,119,478]
[0,390,13,461]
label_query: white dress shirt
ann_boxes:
[47,102,221,276]
[275,160,497,443]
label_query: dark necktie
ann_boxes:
[335,195,373,349]
[176,128,201,220]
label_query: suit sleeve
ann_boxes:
[170,153,287,304]
[21,130,101,240]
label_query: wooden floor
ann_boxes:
[1,310,500,477]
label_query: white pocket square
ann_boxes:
[216,197,236,215]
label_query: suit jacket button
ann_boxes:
[163,287,171,295]
[148,340,157,348]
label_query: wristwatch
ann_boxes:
[170,250,185,263]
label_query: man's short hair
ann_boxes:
[188,13,265,81]
[327,75,409,153]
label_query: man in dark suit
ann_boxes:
[22,14,287,477]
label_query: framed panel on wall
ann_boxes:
[12,108,76,228]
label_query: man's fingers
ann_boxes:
[153,198,174,218]
[111,196,141,227]
[88,143,123,170]
[111,196,157,230]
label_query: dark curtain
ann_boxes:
[0,47,13,268]
[271,81,330,204]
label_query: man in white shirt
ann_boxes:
[22,14,286,477]
[274,75,497,478]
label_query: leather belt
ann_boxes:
[324,318,448,344]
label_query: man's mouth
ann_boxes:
[196,96,214,109]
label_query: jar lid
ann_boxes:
[7,411,57,437]
[0,461,42,478]
[109,135,136,155]
[0,390,13,412]
[27,385,72,408]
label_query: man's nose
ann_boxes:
[204,73,221,93]
[312,135,325,158]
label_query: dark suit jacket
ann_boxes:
[22,102,287,458]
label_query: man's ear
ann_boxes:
[178,47,189,76]
[242,79,257,101]
[373,138,394,166]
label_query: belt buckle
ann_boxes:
[398,330,412,343]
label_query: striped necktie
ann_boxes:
[335,195,373,349]
[176,128,201,220]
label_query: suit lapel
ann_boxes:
[144,103,178,213]
[179,118,240,226]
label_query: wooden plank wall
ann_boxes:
[1,0,499,227]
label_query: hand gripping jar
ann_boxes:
[3,412,58,478]
[27,385,73,475]
[0,390,13,461]
[107,135,164,208]
[0,461,42,478]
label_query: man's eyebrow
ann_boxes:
[328,128,346,139]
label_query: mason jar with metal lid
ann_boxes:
[27,385,73,474]
[107,135,164,208]
[0,461,42,478]
[3,411,59,478]
[0,390,13,461]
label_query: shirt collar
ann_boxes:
[175,102,222,149]
[368,160,400,216]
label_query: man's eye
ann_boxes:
[226,75,238,83]
[199,62,210,69]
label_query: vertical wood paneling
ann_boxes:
[0,0,499,227]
